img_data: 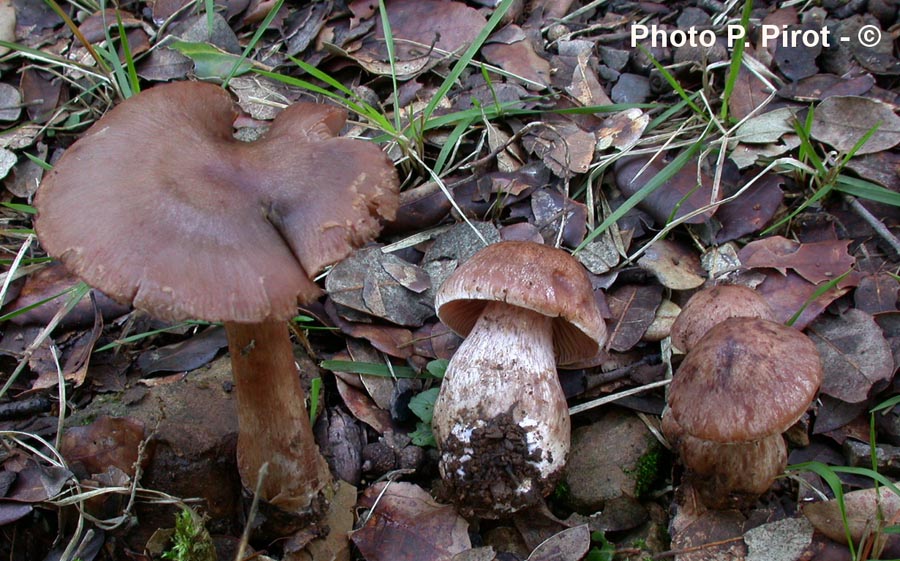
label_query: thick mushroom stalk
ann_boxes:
[433,302,568,517]
[225,321,330,513]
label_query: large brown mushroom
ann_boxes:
[34,82,399,517]
[433,240,607,517]
[663,317,822,508]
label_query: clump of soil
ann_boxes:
[437,412,560,518]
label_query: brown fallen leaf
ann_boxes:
[714,172,784,243]
[637,239,706,290]
[353,0,486,78]
[803,487,900,548]
[810,96,900,155]
[854,272,900,314]
[728,59,773,121]
[60,416,148,479]
[136,326,228,375]
[526,524,590,561]
[755,269,850,329]
[614,154,718,226]
[605,284,663,352]
[806,308,894,403]
[777,73,875,102]
[351,481,470,561]
[481,25,550,89]
[738,236,855,285]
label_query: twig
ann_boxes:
[844,194,900,256]
[236,462,269,561]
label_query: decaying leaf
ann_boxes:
[715,173,784,243]
[136,326,228,375]
[733,107,797,144]
[803,487,900,547]
[855,273,900,314]
[614,154,718,225]
[637,239,706,290]
[326,246,434,327]
[806,308,894,403]
[738,236,855,285]
[728,62,772,121]
[810,96,900,155]
[526,524,590,561]
[351,481,470,561]
[481,25,550,89]
[605,284,663,352]
[60,416,147,478]
[523,119,596,177]
[755,270,850,329]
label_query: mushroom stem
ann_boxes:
[225,320,330,513]
[433,301,569,517]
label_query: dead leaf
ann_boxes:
[810,96,900,155]
[606,284,663,352]
[482,25,550,89]
[60,416,147,479]
[335,376,395,434]
[351,481,470,561]
[20,68,65,124]
[715,173,784,243]
[596,108,648,151]
[854,273,899,314]
[733,107,797,144]
[743,517,814,561]
[728,61,772,121]
[326,247,434,327]
[614,154,718,225]
[738,236,855,285]
[773,23,822,81]
[0,82,21,122]
[777,73,875,102]
[803,487,900,546]
[526,524,590,561]
[4,460,72,503]
[136,326,228,375]
[846,151,900,192]
[530,189,587,247]
[637,239,705,290]
[807,308,894,403]
[354,0,486,78]
[523,120,595,177]
[755,270,850,329]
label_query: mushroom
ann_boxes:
[670,284,774,352]
[663,317,822,508]
[433,240,607,517]
[34,82,399,516]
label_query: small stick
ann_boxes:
[844,194,900,256]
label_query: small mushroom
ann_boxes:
[663,317,822,508]
[34,82,399,517]
[433,240,607,517]
[670,284,774,352]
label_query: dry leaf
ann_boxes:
[637,239,705,290]
[803,487,900,546]
[806,308,894,403]
[810,96,900,155]
[738,236,855,285]
[606,284,663,352]
[351,482,470,561]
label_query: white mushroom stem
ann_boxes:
[225,320,331,514]
[432,301,570,517]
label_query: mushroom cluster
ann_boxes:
[663,285,823,508]
[34,82,399,520]
[433,240,607,517]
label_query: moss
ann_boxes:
[627,441,666,499]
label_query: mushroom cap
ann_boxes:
[34,81,398,323]
[670,284,774,352]
[435,240,607,365]
[668,317,822,443]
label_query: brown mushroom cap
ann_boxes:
[435,240,607,364]
[670,285,774,352]
[668,317,822,443]
[34,82,398,323]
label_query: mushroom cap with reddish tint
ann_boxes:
[668,316,822,443]
[34,81,399,323]
[670,284,774,352]
[435,240,606,365]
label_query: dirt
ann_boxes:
[436,411,561,519]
